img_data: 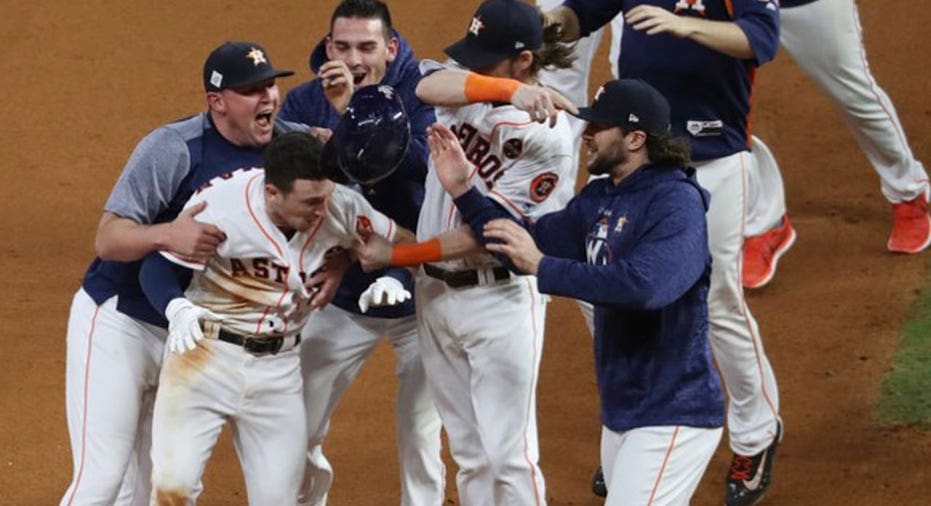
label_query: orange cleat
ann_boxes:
[742,215,797,290]
[887,193,931,254]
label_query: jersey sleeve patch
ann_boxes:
[530,172,560,203]
[355,215,374,237]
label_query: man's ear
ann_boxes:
[265,183,282,201]
[627,130,648,150]
[514,50,534,74]
[324,34,334,60]
[386,36,399,63]
[206,92,225,114]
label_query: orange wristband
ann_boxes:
[464,72,520,103]
[391,238,442,266]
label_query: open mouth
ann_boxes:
[352,73,365,86]
[256,112,273,128]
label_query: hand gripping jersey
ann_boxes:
[162,168,396,336]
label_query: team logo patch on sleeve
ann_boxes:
[530,172,559,203]
[355,215,374,237]
[502,138,523,159]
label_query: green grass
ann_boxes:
[877,264,931,428]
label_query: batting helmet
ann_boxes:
[327,84,411,185]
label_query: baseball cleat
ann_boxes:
[887,193,931,254]
[591,465,607,498]
[742,215,796,289]
[724,418,783,506]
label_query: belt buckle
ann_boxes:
[244,336,283,355]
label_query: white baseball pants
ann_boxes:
[415,273,548,506]
[695,152,781,456]
[60,289,162,506]
[297,305,444,506]
[746,0,929,235]
[601,425,722,506]
[150,339,305,505]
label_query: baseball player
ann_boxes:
[545,2,784,505]
[430,78,726,506]
[59,41,308,505]
[277,2,444,504]
[137,132,410,504]
[357,1,577,503]
[742,0,931,289]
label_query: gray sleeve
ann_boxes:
[103,127,191,224]
[274,117,310,134]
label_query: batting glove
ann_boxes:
[358,276,411,313]
[164,298,224,355]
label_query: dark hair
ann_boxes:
[264,132,327,192]
[525,8,576,76]
[645,131,692,168]
[330,0,393,40]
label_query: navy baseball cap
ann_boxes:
[573,79,672,135]
[203,41,294,92]
[444,0,543,69]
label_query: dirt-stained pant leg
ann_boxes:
[150,340,229,505]
[150,339,305,505]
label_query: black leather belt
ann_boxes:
[216,329,301,355]
[423,263,510,288]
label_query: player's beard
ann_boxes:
[588,149,628,177]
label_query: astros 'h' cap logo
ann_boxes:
[246,47,267,66]
[468,16,484,36]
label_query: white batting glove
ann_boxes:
[358,276,411,313]
[164,298,224,355]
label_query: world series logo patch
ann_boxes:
[502,138,523,159]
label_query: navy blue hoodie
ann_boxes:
[280,31,435,318]
[534,165,724,430]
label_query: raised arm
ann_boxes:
[415,66,576,125]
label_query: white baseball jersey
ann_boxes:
[162,167,396,337]
[412,64,575,506]
[150,167,396,503]
[417,99,575,269]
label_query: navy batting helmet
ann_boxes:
[327,84,411,185]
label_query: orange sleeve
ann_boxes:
[464,73,521,103]
[390,238,442,266]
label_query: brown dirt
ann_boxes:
[1,1,929,504]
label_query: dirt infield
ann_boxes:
[2,1,929,504]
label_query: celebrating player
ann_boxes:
[545,2,785,505]
[137,132,410,504]
[437,77,726,506]
[357,0,577,503]
[59,41,309,505]
[743,0,931,289]
[277,2,444,504]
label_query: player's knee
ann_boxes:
[152,472,199,505]
[152,486,196,506]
